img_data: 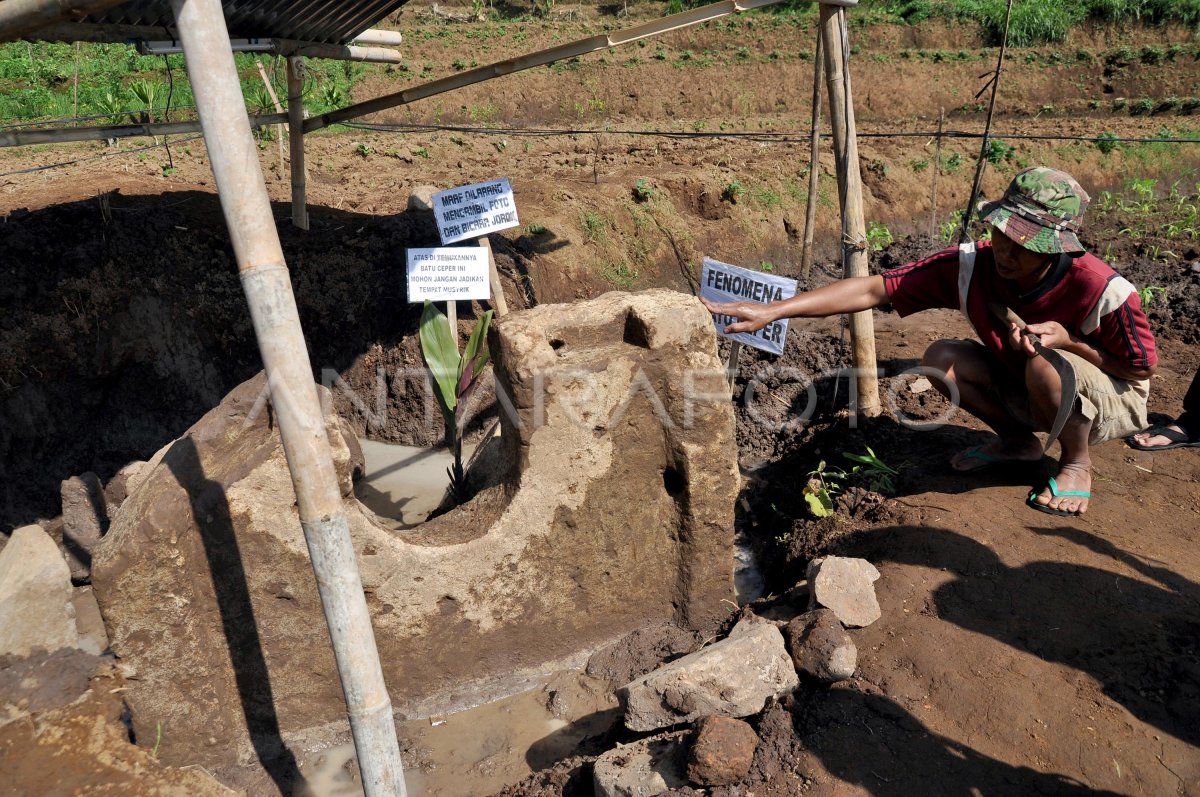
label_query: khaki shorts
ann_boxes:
[987,347,1149,445]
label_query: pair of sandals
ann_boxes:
[953,445,1090,518]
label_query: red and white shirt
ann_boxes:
[883,241,1157,377]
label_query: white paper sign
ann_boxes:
[406,248,491,302]
[432,178,519,245]
[700,257,798,356]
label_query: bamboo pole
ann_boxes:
[819,2,880,418]
[255,59,286,177]
[307,0,788,133]
[0,0,128,42]
[351,29,403,46]
[287,56,309,230]
[800,28,823,283]
[169,0,405,793]
[930,107,943,239]
[0,112,286,148]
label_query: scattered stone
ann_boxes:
[618,623,798,732]
[0,525,78,658]
[60,472,108,582]
[587,623,700,688]
[908,376,933,393]
[0,648,99,728]
[687,715,758,786]
[407,184,439,211]
[70,586,110,656]
[807,556,882,628]
[594,731,689,797]
[784,609,857,683]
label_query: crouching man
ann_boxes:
[702,167,1157,516]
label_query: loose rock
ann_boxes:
[60,472,108,582]
[594,731,689,797]
[618,623,798,732]
[807,556,882,628]
[0,525,78,658]
[407,184,439,211]
[784,608,857,683]
[687,715,758,786]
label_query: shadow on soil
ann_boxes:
[855,525,1200,750]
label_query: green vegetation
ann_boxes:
[632,178,658,202]
[1137,285,1166,306]
[0,42,368,124]
[1094,132,1120,154]
[803,447,899,517]
[865,221,894,251]
[602,260,639,288]
[419,302,494,507]
[581,211,608,244]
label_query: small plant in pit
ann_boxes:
[419,301,494,507]
[865,221,894,252]
[1137,285,1166,307]
[760,261,775,273]
[355,142,372,158]
[722,181,745,203]
[525,222,546,235]
[632,178,658,202]
[803,460,846,518]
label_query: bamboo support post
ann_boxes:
[725,341,742,392]
[170,0,405,793]
[287,56,308,230]
[818,1,880,418]
[800,27,823,283]
[930,107,943,239]
[255,59,285,177]
[446,300,458,339]
[478,236,508,317]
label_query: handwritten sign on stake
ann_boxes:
[432,178,519,245]
[700,257,798,356]
[406,248,492,303]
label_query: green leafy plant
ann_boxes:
[985,138,1015,164]
[759,261,775,273]
[602,260,639,288]
[843,446,900,495]
[1136,285,1166,308]
[865,221,894,252]
[419,302,494,506]
[581,211,607,244]
[722,181,746,203]
[632,178,658,202]
[355,142,372,158]
[1094,132,1120,154]
[803,460,847,518]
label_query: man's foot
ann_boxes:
[950,436,1043,473]
[1128,422,1199,451]
[1028,462,1091,516]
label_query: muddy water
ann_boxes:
[298,670,618,796]
[354,440,476,528]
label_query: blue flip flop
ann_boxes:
[1027,477,1091,517]
[952,444,1033,473]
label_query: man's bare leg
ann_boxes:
[922,340,1042,470]
[1024,352,1092,514]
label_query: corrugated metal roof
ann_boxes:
[85,0,409,44]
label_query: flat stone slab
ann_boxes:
[618,623,798,732]
[807,556,882,628]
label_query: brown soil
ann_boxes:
[1,5,1198,796]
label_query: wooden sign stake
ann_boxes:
[478,236,508,316]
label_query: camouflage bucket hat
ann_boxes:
[978,167,1090,254]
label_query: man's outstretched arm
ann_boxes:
[700,275,889,333]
